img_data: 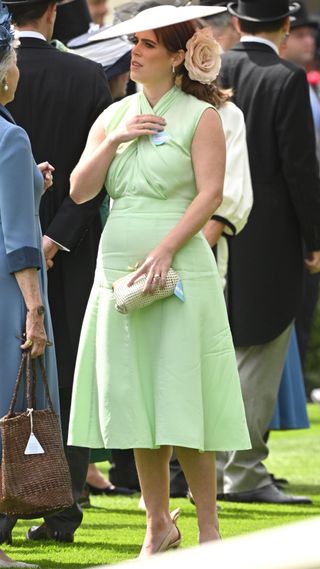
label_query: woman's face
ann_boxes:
[130,30,176,86]
[2,52,19,104]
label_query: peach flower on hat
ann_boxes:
[184,27,221,85]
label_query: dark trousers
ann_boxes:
[109,449,188,497]
[44,388,89,533]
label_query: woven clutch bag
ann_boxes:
[112,268,180,314]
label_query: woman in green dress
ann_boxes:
[68,5,250,556]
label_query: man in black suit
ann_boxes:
[1,0,112,542]
[218,0,320,504]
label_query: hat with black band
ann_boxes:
[68,26,132,79]
[227,0,300,23]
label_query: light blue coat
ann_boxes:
[0,105,59,449]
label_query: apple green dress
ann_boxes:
[68,86,251,452]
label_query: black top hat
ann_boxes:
[53,0,91,43]
[227,0,300,23]
[290,0,318,30]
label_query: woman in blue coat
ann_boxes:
[0,4,59,566]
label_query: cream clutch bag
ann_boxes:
[112,268,180,314]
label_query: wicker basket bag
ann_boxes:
[112,268,180,314]
[0,352,73,519]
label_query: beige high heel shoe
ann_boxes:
[157,508,182,553]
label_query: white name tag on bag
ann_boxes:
[24,408,45,455]
[24,432,45,455]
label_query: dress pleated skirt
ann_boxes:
[68,203,251,452]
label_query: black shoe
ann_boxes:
[86,482,137,496]
[26,523,74,543]
[223,484,312,505]
[0,516,17,545]
[78,485,91,509]
[270,473,289,489]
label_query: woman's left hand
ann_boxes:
[127,245,173,294]
[38,161,55,191]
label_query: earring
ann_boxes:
[172,65,175,75]
[3,81,9,92]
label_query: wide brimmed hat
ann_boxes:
[227,0,300,23]
[290,0,318,30]
[68,26,132,79]
[94,4,227,40]
[113,0,191,26]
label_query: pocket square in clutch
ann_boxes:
[112,268,180,314]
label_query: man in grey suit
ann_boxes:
[218,0,320,504]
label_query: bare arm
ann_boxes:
[70,112,166,204]
[14,268,47,358]
[129,108,226,292]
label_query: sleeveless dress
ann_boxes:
[68,86,251,452]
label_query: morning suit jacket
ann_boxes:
[220,42,320,346]
[8,37,112,388]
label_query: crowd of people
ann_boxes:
[0,0,320,566]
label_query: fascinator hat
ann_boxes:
[93,4,227,40]
[0,1,15,63]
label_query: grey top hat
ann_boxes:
[227,0,300,23]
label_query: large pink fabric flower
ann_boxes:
[184,27,221,85]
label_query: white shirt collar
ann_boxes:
[16,31,47,42]
[240,35,279,55]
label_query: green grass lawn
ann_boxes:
[5,404,320,569]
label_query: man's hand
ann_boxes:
[305,251,320,274]
[43,235,59,270]
[203,219,226,247]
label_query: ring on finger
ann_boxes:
[25,339,33,347]
[152,275,161,281]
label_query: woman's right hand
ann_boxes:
[21,311,48,358]
[109,114,166,145]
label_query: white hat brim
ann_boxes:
[94,4,227,40]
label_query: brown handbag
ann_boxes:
[0,351,73,519]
